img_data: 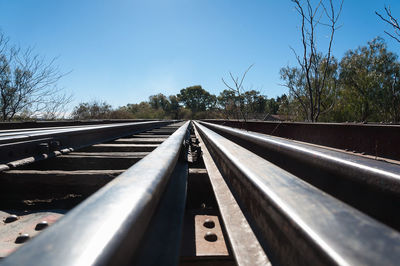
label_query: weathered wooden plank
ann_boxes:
[0,170,123,199]
[67,152,150,157]
[112,138,165,144]
[0,170,122,185]
[19,153,146,170]
[131,134,170,138]
[137,133,172,136]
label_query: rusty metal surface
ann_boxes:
[202,119,400,161]
[198,121,400,230]
[194,215,228,256]
[0,210,64,258]
[1,121,190,266]
[195,121,400,266]
[194,126,271,266]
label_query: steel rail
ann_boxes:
[197,121,400,230]
[0,124,134,136]
[0,121,175,142]
[0,121,190,266]
[193,126,271,266]
[0,120,176,170]
[201,119,400,161]
[194,121,400,266]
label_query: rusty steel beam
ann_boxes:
[1,121,190,266]
[194,121,400,266]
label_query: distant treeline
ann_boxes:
[73,38,400,123]
[72,85,284,121]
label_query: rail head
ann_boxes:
[196,121,400,192]
[201,119,400,161]
[0,120,178,143]
[1,121,190,266]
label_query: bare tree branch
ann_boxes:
[376,6,400,43]
[286,0,343,122]
[222,64,254,123]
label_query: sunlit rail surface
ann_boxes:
[0,120,399,265]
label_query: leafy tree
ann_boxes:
[265,98,280,115]
[217,89,238,119]
[125,102,166,119]
[109,107,135,119]
[339,38,400,122]
[148,93,170,111]
[243,90,267,115]
[72,101,113,119]
[177,85,216,113]
[166,95,180,118]
[280,55,339,121]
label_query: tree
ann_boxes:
[221,65,254,121]
[72,101,113,120]
[177,85,216,113]
[265,97,280,115]
[280,55,339,121]
[285,0,343,122]
[125,101,166,119]
[217,89,238,119]
[148,93,170,111]
[0,32,71,121]
[339,38,400,122]
[166,95,180,119]
[376,6,400,43]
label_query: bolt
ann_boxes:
[35,221,49,231]
[203,219,215,229]
[15,233,30,244]
[204,232,218,242]
[4,214,18,223]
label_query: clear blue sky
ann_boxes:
[0,0,399,110]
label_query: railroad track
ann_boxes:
[0,120,399,265]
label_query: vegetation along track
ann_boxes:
[0,120,399,265]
